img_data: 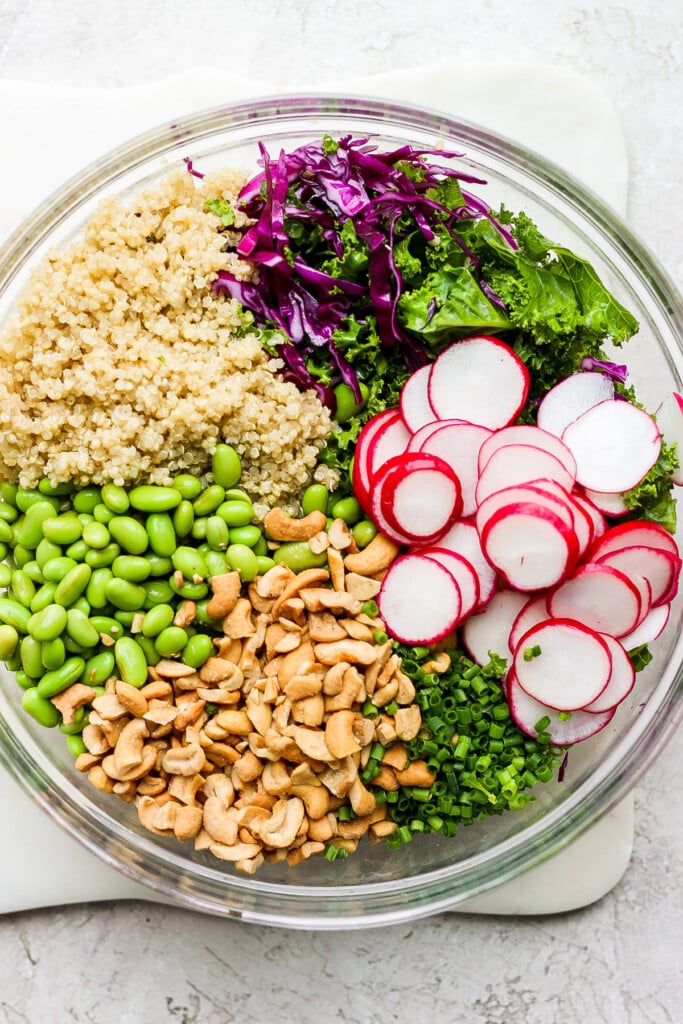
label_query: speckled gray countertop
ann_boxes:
[0,2,682,1022]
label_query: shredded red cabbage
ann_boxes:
[581,356,629,384]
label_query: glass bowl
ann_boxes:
[0,96,682,930]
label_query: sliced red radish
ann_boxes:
[400,363,437,433]
[655,392,683,485]
[406,418,455,452]
[620,602,670,649]
[373,452,462,544]
[418,547,480,618]
[477,424,577,479]
[513,619,612,710]
[561,399,662,493]
[475,480,575,537]
[589,520,679,561]
[475,443,576,506]
[365,413,411,481]
[572,492,608,542]
[582,487,630,517]
[536,370,615,438]
[480,503,578,592]
[582,634,635,713]
[435,519,498,607]
[461,589,528,667]
[630,574,653,628]
[507,670,616,745]
[427,335,530,430]
[595,545,681,607]
[353,409,401,514]
[524,479,593,556]
[378,553,462,644]
[418,421,493,517]
[509,595,552,654]
[547,563,643,638]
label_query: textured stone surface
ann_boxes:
[0,2,682,1021]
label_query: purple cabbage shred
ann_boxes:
[581,356,629,384]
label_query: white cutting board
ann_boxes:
[0,64,634,916]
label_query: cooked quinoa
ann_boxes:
[0,167,334,507]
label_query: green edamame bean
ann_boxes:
[11,570,36,608]
[54,563,92,607]
[73,487,101,514]
[104,577,146,611]
[0,482,18,506]
[169,580,208,601]
[20,635,44,678]
[85,568,114,609]
[42,556,77,582]
[193,485,225,516]
[141,603,175,638]
[217,500,253,528]
[193,599,222,628]
[226,544,259,582]
[82,521,111,549]
[85,542,120,568]
[88,616,124,641]
[0,518,13,544]
[146,553,173,577]
[63,637,86,655]
[173,500,194,538]
[0,542,6,562]
[0,504,17,525]
[204,550,228,577]
[206,515,230,551]
[16,501,57,549]
[352,519,377,548]
[65,609,100,648]
[272,542,328,572]
[190,516,208,541]
[16,488,59,514]
[333,380,369,423]
[0,597,32,632]
[154,626,188,658]
[28,603,68,642]
[21,561,44,584]
[172,546,208,581]
[81,650,115,686]
[30,582,57,613]
[42,514,82,546]
[112,555,151,583]
[70,596,90,616]
[0,624,19,660]
[146,513,177,557]
[38,478,72,497]
[301,483,329,516]
[227,525,262,549]
[22,687,61,727]
[92,503,115,525]
[37,656,86,698]
[65,734,88,754]
[211,444,241,489]
[15,669,33,690]
[182,633,214,669]
[41,637,66,671]
[255,555,276,574]
[10,543,33,568]
[101,483,130,514]
[135,634,160,667]
[172,473,203,500]
[331,496,363,524]
[223,488,252,503]
[142,579,175,607]
[114,636,149,687]
[108,516,148,555]
[58,709,87,736]
[129,485,182,513]
[76,513,94,526]
[65,539,90,561]
[0,565,11,589]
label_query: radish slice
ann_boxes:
[509,595,552,653]
[366,414,411,481]
[475,443,575,506]
[374,452,462,543]
[630,574,653,627]
[480,503,578,592]
[523,479,593,556]
[475,481,575,537]
[400,364,437,433]
[478,424,577,479]
[461,589,528,667]
[427,335,530,429]
[436,519,498,607]
[583,634,635,713]
[582,487,630,517]
[406,418,455,452]
[418,547,480,618]
[353,409,401,513]
[561,399,662,493]
[655,392,683,485]
[595,545,681,607]
[572,492,608,542]
[589,520,680,561]
[378,554,462,644]
[620,602,670,649]
[513,619,612,710]
[547,563,644,638]
[508,671,616,745]
[537,371,615,438]
[419,421,493,517]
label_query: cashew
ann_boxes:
[199,658,243,687]
[173,600,197,628]
[210,841,263,862]
[293,727,337,763]
[343,533,401,575]
[344,572,383,601]
[235,853,266,875]
[203,797,239,845]
[395,759,437,787]
[278,641,317,684]
[88,764,115,793]
[327,518,354,551]
[255,796,305,849]
[271,567,330,618]
[338,617,374,642]
[308,611,347,643]
[223,597,256,639]
[307,813,337,843]
[161,743,206,777]
[324,666,364,712]
[136,795,173,835]
[300,588,361,615]
[327,548,346,592]
[394,705,422,741]
[255,563,295,599]
[245,692,273,736]
[92,694,128,721]
[214,709,252,736]
[261,759,292,797]
[231,750,263,785]
[314,639,377,666]
[372,766,400,790]
[348,774,376,817]
[173,804,204,842]
[168,773,204,805]
[82,723,111,756]
[113,718,150,776]
[422,651,451,675]
[114,680,148,718]
[154,659,197,679]
[291,694,325,727]
[206,571,242,619]
[320,755,357,798]
[381,743,409,771]
[103,743,158,783]
[325,710,361,759]
[308,530,329,555]
[395,670,416,705]
[50,683,96,725]
[74,752,100,772]
[286,840,325,867]
[368,819,399,843]
[264,507,327,542]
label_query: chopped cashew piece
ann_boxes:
[343,533,401,575]
[264,507,327,541]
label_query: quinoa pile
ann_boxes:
[0,167,334,508]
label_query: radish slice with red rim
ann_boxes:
[547,563,644,638]
[654,392,683,485]
[365,413,411,481]
[513,618,612,711]
[478,424,577,478]
[509,595,552,654]
[582,487,630,517]
[399,363,436,433]
[406,418,454,452]
[427,335,530,429]
[589,520,679,561]
[527,479,594,556]
[537,370,615,438]
[475,443,576,506]
[572,492,608,543]
[418,547,480,618]
[461,589,528,667]
[561,399,662,493]
[480,502,579,592]
[507,671,616,745]
[378,553,462,644]
[435,519,498,607]
[418,421,493,517]
[372,452,462,544]
[620,602,670,650]
[353,408,401,514]
[595,545,681,607]
[583,634,635,713]
[475,480,575,537]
